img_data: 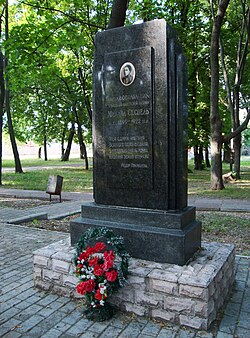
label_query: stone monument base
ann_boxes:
[33,240,235,331]
[70,202,201,265]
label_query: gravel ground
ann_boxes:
[1,196,249,256]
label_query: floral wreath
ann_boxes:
[73,227,129,321]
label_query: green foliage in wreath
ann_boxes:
[73,227,130,321]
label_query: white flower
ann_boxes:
[81,275,86,279]
[81,259,85,263]
[100,300,105,306]
[87,275,91,279]
[100,288,105,295]
[77,260,80,264]
[90,276,96,280]
[81,268,85,272]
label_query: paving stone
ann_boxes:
[118,325,140,338]
[61,310,83,325]
[224,301,241,317]
[229,290,244,304]
[15,303,44,321]
[65,318,93,335]
[140,321,162,336]
[115,320,147,337]
[101,325,123,337]
[88,321,110,334]
[195,331,214,338]
[15,314,44,333]
[218,315,237,335]
[79,332,99,338]
[216,332,234,338]
[54,321,72,332]
[26,324,57,337]
[0,306,21,325]
[35,294,59,306]
[59,301,78,314]
[235,325,250,338]
[233,280,246,292]
[109,315,131,329]
[40,328,62,338]
[2,331,22,338]
[237,311,250,330]
[156,328,176,338]
[241,299,250,312]
[15,300,35,311]
[175,328,196,338]
[0,317,22,337]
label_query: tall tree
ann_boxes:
[4,0,23,173]
[108,0,130,28]
[220,0,250,178]
[210,0,230,190]
[0,4,5,184]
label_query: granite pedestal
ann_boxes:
[70,202,201,265]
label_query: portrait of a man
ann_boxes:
[120,62,135,86]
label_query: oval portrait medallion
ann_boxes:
[120,62,135,86]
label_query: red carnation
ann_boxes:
[106,269,118,282]
[94,242,106,252]
[95,288,107,301]
[76,280,96,295]
[102,259,114,270]
[104,250,115,262]
[88,256,99,267]
[76,282,87,295]
[85,279,96,292]
[94,264,105,276]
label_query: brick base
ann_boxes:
[33,240,235,330]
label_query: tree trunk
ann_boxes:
[233,134,241,179]
[61,123,75,161]
[210,0,229,190]
[61,127,66,159]
[223,140,231,163]
[205,147,211,168]
[5,0,23,173]
[219,2,250,178]
[0,17,4,185]
[74,106,89,170]
[77,127,89,170]
[108,0,129,29]
[43,134,48,161]
[194,145,204,170]
[38,147,41,158]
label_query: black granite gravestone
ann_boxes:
[71,19,201,265]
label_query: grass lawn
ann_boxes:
[2,159,93,192]
[1,157,250,199]
[188,159,250,199]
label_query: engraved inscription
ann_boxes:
[103,47,153,190]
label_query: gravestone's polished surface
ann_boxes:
[93,19,188,211]
[71,19,201,265]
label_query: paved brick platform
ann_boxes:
[33,239,235,331]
